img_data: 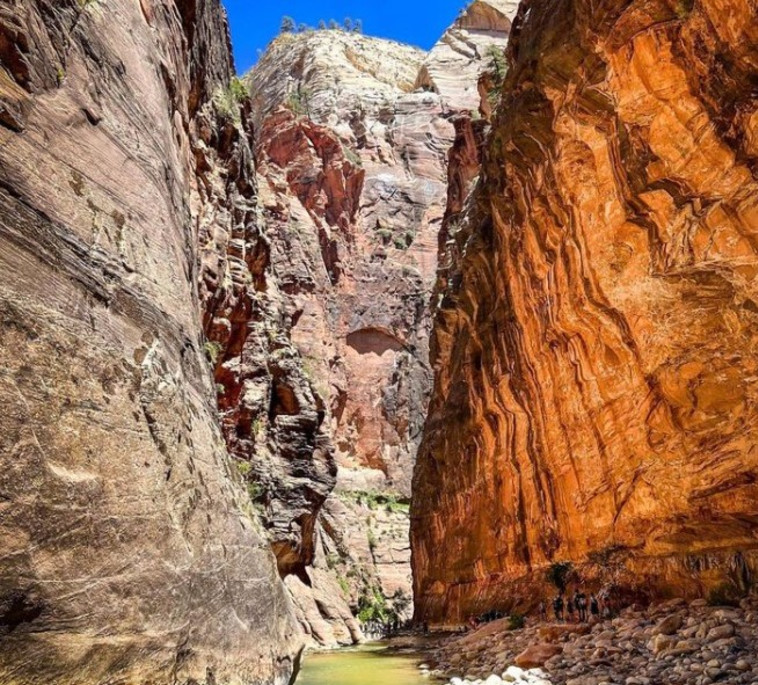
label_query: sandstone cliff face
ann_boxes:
[0,1,301,683]
[245,7,515,645]
[196,103,337,581]
[412,0,758,625]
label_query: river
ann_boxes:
[295,643,430,685]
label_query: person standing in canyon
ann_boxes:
[590,594,600,620]
[575,590,587,622]
[553,594,564,621]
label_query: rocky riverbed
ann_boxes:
[425,598,758,685]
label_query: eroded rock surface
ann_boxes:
[412,0,758,625]
[0,0,300,682]
[245,6,515,645]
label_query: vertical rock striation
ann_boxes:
[412,0,758,625]
[242,3,517,645]
[0,0,301,682]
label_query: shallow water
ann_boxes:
[295,643,429,685]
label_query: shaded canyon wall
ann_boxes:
[0,0,303,682]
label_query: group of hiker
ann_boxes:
[541,587,615,623]
[460,586,620,633]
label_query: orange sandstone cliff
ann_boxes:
[412,0,758,625]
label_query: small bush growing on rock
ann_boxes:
[342,145,362,167]
[203,340,224,365]
[286,87,311,118]
[346,490,410,513]
[251,418,264,438]
[328,19,340,30]
[247,481,264,501]
[213,79,247,123]
[236,461,252,477]
[508,613,526,630]
[229,76,248,103]
[357,585,387,624]
[367,527,377,552]
[487,44,507,82]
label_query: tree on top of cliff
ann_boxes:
[280,16,295,33]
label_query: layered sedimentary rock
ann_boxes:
[416,0,520,110]
[0,1,301,682]
[413,0,758,625]
[246,7,515,644]
[196,102,337,581]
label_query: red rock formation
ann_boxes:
[245,9,517,644]
[196,104,337,580]
[413,0,758,625]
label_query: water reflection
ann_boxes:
[295,643,429,685]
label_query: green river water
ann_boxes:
[295,643,429,685]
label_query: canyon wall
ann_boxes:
[242,1,517,645]
[412,0,758,625]
[0,1,303,683]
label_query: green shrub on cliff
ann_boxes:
[203,340,224,365]
[508,613,526,630]
[247,481,264,501]
[213,78,248,124]
[236,461,252,477]
[229,77,248,102]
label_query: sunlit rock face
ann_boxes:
[412,0,758,625]
[246,3,515,645]
[417,0,520,110]
[0,1,301,683]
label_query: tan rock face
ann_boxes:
[0,0,300,683]
[412,0,758,624]
[250,33,440,489]
[246,11,515,644]
[416,0,520,110]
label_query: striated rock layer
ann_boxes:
[413,0,758,625]
[246,6,516,645]
[0,0,301,682]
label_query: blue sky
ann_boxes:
[222,0,467,74]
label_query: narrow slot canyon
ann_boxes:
[0,0,757,684]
